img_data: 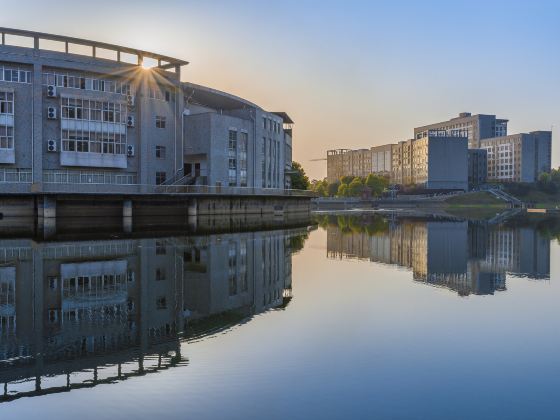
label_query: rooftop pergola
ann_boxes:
[0,27,189,73]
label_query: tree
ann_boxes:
[337,183,348,197]
[315,182,328,197]
[365,174,390,197]
[290,161,310,190]
[347,177,364,196]
[327,181,340,197]
[340,175,354,185]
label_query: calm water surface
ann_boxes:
[1,215,560,419]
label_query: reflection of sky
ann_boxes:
[3,230,560,419]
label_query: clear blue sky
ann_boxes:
[3,0,559,179]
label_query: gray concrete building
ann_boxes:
[0,28,295,195]
[391,134,468,190]
[480,131,552,182]
[414,112,509,149]
[468,149,488,187]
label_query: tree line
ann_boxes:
[311,174,390,197]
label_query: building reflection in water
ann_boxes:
[0,227,310,402]
[324,215,551,296]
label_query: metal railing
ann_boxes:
[0,169,315,197]
[0,169,32,183]
[43,170,137,185]
[152,184,316,197]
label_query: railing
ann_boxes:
[43,170,137,185]
[0,169,315,197]
[0,169,32,183]
[151,184,316,197]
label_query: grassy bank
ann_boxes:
[445,192,508,207]
[444,192,508,220]
[505,190,560,209]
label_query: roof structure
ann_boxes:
[0,27,189,71]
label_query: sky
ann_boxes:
[2,0,559,179]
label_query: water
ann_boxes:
[1,214,560,419]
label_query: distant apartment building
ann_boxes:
[468,149,488,187]
[391,133,468,190]
[326,149,350,182]
[480,131,552,182]
[326,111,551,189]
[326,148,373,182]
[414,112,508,149]
[371,144,393,176]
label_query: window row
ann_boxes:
[61,98,127,124]
[148,88,171,102]
[0,68,31,84]
[62,129,127,154]
[0,92,14,114]
[42,73,131,95]
[262,116,282,134]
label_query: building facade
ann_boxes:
[0,28,294,195]
[468,149,488,187]
[480,131,552,182]
[371,144,393,176]
[391,134,468,190]
[326,145,393,183]
[414,112,509,149]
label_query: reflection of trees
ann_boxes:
[314,215,389,236]
[289,232,310,255]
[505,215,560,244]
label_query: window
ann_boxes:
[228,158,237,186]
[42,72,131,95]
[0,92,14,114]
[156,145,166,159]
[156,268,166,281]
[156,240,167,255]
[0,67,31,84]
[156,297,167,309]
[156,172,167,185]
[262,137,266,187]
[165,91,171,102]
[240,132,248,187]
[156,116,166,129]
[228,130,237,155]
[263,117,267,130]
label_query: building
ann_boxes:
[0,28,294,195]
[371,144,393,176]
[326,145,394,183]
[468,149,488,187]
[480,131,552,182]
[391,133,468,190]
[414,112,509,149]
[326,149,350,183]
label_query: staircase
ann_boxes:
[488,188,524,208]
[162,168,197,186]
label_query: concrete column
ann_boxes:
[32,62,43,190]
[187,198,197,217]
[32,245,44,391]
[37,196,56,239]
[123,199,132,233]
